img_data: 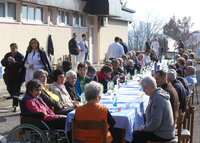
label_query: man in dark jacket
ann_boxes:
[68,33,79,71]
[154,70,179,123]
[167,69,187,111]
[1,43,24,112]
[145,38,151,51]
[119,38,128,54]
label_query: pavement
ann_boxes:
[0,65,200,143]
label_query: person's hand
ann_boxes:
[8,57,13,62]
[76,48,79,51]
[11,58,15,63]
[28,64,34,70]
[28,64,32,69]
[56,115,67,118]
[139,125,144,131]
[112,75,119,81]
[72,101,79,107]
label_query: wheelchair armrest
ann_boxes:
[20,112,45,119]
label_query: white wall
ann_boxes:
[99,18,128,60]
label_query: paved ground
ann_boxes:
[0,65,200,143]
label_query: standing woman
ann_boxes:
[24,38,53,85]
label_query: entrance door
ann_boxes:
[88,16,94,64]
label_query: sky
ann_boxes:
[126,0,200,31]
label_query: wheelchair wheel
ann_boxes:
[7,124,48,143]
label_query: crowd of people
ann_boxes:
[1,34,198,142]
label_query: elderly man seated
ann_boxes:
[154,70,179,123]
[167,69,186,111]
[111,59,124,82]
[185,66,197,89]
[132,76,175,143]
[185,59,194,69]
[74,81,116,143]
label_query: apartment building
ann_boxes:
[0,0,134,84]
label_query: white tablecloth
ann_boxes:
[65,84,149,142]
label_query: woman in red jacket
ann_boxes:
[22,79,67,130]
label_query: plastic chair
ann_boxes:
[71,119,107,143]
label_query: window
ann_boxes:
[36,8,42,22]
[28,7,34,20]
[0,2,16,20]
[49,9,53,24]
[57,10,70,26]
[73,13,85,27]
[0,3,5,18]
[22,5,27,21]
[22,5,43,22]
[80,14,83,26]
[7,3,16,19]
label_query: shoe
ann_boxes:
[13,107,19,112]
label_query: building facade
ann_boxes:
[0,0,134,85]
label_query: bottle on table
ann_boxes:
[117,77,120,88]
[110,80,114,90]
[113,94,117,106]
[107,81,111,91]
[81,91,85,104]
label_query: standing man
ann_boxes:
[151,38,160,57]
[1,43,24,112]
[78,34,88,62]
[145,38,151,51]
[175,39,184,52]
[69,33,79,71]
[106,37,125,60]
[119,38,128,54]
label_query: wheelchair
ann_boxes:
[7,94,69,143]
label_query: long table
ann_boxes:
[65,81,149,142]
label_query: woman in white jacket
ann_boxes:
[24,38,44,85]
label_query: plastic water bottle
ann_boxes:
[127,72,131,81]
[113,94,117,106]
[107,81,111,91]
[117,77,120,88]
[134,69,137,76]
[125,74,128,84]
[81,91,85,104]
[110,80,114,90]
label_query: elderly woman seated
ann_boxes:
[64,70,80,101]
[22,79,67,130]
[33,69,72,115]
[132,76,175,143]
[51,69,78,110]
[74,81,116,143]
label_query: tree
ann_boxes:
[128,11,166,51]
[163,16,200,50]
